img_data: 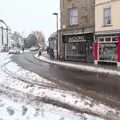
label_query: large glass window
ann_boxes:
[99,43,117,61]
[69,8,78,25]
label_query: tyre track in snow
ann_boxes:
[1,60,57,89]
[0,84,119,120]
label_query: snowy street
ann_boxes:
[0,52,119,120]
[2,0,120,119]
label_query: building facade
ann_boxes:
[48,32,57,59]
[95,0,120,66]
[0,27,8,47]
[60,0,95,62]
[0,26,11,52]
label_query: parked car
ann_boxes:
[30,46,39,52]
[0,46,9,52]
[8,48,21,54]
[0,46,5,52]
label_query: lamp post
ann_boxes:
[6,27,9,46]
[53,12,59,60]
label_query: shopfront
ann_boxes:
[63,33,94,62]
[94,30,120,65]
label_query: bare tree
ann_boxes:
[24,33,37,48]
[33,31,45,50]
[10,31,23,48]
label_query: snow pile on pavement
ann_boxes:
[5,62,54,86]
[0,95,104,120]
[35,52,120,76]
[0,53,11,65]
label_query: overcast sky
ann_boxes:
[0,0,59,41]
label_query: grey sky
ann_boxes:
[0,0,59,41]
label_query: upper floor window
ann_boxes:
[103,7,111,25]
[69,8,78,25]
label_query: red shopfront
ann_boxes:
[93,35,120,65]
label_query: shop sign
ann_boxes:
[68,36,86,43]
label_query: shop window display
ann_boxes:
[99,43,117,62]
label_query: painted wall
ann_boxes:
[95,0,120,32]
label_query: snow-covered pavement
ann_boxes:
[0,53,120,120]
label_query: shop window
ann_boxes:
[105,37,111,42]
[112,37,117,42]
[99,38,104,42]
[99,43,117,61]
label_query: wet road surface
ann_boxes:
[12,52,120,107]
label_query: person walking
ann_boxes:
[22,47,24,52]
[38,48,42,56]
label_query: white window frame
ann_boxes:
[69,8,78,25]
[103,7,112,26]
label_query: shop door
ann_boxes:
[86,40,94,62]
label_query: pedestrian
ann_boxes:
[22,47,24,52]
[51,48,54,59]
[47,47,49,54]
[49,48,52,59]
[38,49,41,56]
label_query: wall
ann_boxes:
[95,0,120,32]
[60,0,95,29]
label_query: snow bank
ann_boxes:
[5,62,53,86]
[0,95,96,120]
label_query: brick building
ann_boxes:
[59,0,95,62]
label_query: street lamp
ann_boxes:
[53,13,58,32]
[52,12,59,60]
